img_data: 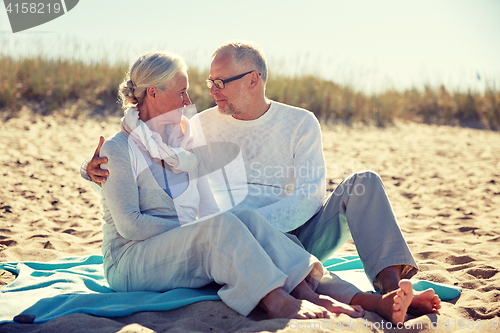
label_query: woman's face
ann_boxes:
[155,72,191,115]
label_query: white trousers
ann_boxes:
[104,210,323,316]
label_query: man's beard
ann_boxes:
[217,89,251,117]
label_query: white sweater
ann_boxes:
[190,101,326,232]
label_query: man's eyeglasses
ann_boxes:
[206,70,260,89]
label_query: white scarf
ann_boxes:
[120,106,198,174]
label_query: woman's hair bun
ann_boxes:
[119,77,139,106]
[126,80,136,95]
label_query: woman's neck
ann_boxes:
[137,105,169,142]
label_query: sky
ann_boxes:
[1,0,499,93]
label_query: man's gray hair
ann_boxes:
[213,41,268,83]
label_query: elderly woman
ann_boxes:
[98,51,364,320]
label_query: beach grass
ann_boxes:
[1,55,499,130]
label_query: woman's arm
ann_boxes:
[101,137,179,241]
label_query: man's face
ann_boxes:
[209,53,251,117]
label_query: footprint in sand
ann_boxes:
[466,267,499,279]
[445,254,475,265]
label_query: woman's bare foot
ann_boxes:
[259,287,330,319]
[291,281,364,318]
[308,294,364,318]
[408,288,441,316]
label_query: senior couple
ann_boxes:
[83,41,440,323]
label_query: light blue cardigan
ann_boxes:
[99,130,219,269]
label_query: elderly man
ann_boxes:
[84,41,440,321]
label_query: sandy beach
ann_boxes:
[1,107,499,332]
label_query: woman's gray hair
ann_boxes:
[213,41,268,84]
[118,51,187,109]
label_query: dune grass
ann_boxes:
[1,55,499,130]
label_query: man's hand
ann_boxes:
[87,136,109,187]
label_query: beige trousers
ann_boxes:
[291,171,418,302]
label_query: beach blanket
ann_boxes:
[0,254,461,324]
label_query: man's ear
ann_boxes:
[248,71,260,90]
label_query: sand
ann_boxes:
[0,108,499,332]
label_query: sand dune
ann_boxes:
[1,108,499,332]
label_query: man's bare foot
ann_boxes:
[408,288,441,316]
[291,281,364,318]
[351,279,413,324]
[375,265,440,318]
[376,265,401,294]
[390,280,414,324]
[259,287,330,319]
[376,264,418,294]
